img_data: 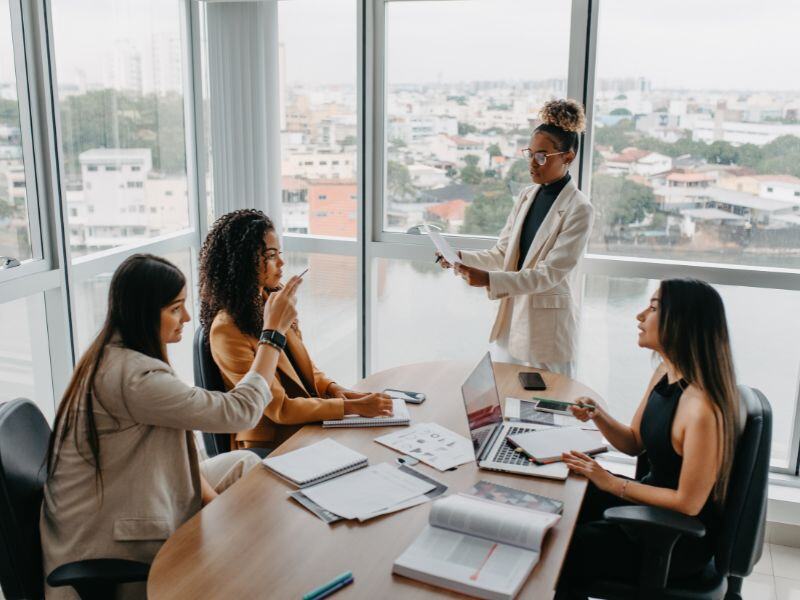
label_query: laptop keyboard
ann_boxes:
[492,426,535,466]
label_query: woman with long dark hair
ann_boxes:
[557,278,741,595]
[438,99,594,377]
[41,254,299,598]
[199,209,392,450]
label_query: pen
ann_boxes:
[312,576,354,600]
[302,571,352,600]
[298,267,309,279]
[434,255,442,264]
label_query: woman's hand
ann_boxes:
[435,250,461,270]
[327,383,370,401]
[570,397,599,422]
[343,392,394,417]
[455,263,490,288]
[263,275,300,334]
[562,451,618,493]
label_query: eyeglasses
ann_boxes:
[521,148,567,166]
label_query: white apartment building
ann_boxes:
[144,177,188,234]
[430,134,486,169]
[407,164,450,189]
[692,117,800,146]
[281,150,356,180]
[603,148,672,177]
[387,114,458,145]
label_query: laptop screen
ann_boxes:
[460,352,504,456]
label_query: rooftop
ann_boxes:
[79,148,151,163]
[705,187,799,212]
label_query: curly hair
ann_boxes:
[199,209,275,339]
[534,98,586,154]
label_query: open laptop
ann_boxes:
[460,352,569,480]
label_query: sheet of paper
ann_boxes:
[423,224,460,265]
[301,462,435,520]
[376,422,475,471]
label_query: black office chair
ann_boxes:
[0,398,149,600]
[564,385,771,600]
[192,326,270,459]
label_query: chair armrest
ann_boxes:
[604,505,706,538]
[603,506,705,597]
[47,558,150,588]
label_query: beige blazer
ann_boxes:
[460,179,593,365]
[39,341,269,599]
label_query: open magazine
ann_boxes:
[393,494,560,600]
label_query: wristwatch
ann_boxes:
[259,329,287,350]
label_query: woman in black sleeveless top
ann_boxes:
[556,279,741,595]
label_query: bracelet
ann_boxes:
[620,479,630,500]
[258,338,283,352]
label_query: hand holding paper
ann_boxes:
[423,224,461,267]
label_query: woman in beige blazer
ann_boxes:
[199,209,392,449]
[440,99,594,377]
[40,254,300,599]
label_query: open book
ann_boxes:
[393,494,560,600]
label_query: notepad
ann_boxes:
[261,438,368,488]
[322,398,410,428]
[506,426,607,464]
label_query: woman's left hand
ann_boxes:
[455,263,490,288]
[328,383,369,400]
[562,451,618,492]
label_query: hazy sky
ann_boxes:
[1,0,799,92]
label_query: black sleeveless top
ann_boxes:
[639,374,720,538]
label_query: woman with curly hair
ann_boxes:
[437,99,594,377]
[199,209,393,450]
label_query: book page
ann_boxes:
[429,494,559,552]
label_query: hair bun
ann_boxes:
[539,99,586,134]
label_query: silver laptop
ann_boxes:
[460,353,568,480]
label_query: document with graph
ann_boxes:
[393,493,560,600]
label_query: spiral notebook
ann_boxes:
[322,398,410,428]
[261,438,368,488]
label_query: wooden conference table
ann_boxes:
[148,360,604,599]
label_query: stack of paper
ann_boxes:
[375,423,474,471]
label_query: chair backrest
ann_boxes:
[714,385,771,578]
[192,326,231,457]
[0,399,51,599]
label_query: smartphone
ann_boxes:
[518,371,547,391]
[384,389,426,404]
[532,397,576,416]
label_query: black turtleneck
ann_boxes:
[516,172,571,271]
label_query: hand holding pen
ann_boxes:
[569,397,598,422]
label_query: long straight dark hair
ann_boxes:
[46,254,186,491]
[658,278,740,505]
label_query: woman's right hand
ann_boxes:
[343,392,394,417]
[570,396,599,422]
[263,275,301,334]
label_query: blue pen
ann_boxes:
[313,576,353,600]
[302,571,352,600]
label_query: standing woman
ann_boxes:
[440,99,593,376]
[41,254,299,599]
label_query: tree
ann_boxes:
[505,158,531,186]
[0,99,19,126]
[593,119,635,152]
[487,143,502,158]
[458,122,477,136]
[460,180,513,235]
[387,160,416,201]
[591,174,657,235]
[341,135,357,146]
[460,154,483,185]
[610,108,632,116]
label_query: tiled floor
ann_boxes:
[745,544,800,599]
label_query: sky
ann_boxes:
[1,0,799,93]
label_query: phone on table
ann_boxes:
[532,397,585,416]
[383,389,426,404]
[518,371,547,391]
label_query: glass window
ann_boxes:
[589,0,800,269]
[50,0,190,258]
[577,275,800,468]
[0,0,33,262]
[371,257,496,372]
[383,0,572,236]
[278,0,357,238]
[0,293,55,421]
[72,250,196,383]
[285,251,357,386]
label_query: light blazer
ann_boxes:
[460,178,594,365]
[40,341,269,599]
[210,311,344,448]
